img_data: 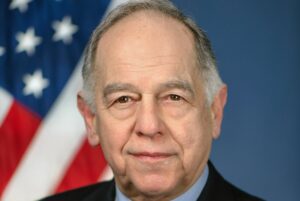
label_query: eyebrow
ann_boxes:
[158,80,195,97]
[103,83,139,98]
[102,79,195,98]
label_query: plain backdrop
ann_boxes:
[172,0,300,200]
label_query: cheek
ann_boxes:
[95,114,133,175]
[169,109,213,170]
[171,108,211,144]
[180,118,208,151]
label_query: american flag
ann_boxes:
[0,0,128,200]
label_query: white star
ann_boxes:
[52,16,78,44]
[9,0,32,13]
[0,46,5,56]
[23,69,49,98]
[16,27,42,56]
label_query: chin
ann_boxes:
[131,173,180,197]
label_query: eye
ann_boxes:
[169,94,182,101]
[116,96,132,104]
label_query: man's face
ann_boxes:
[78,11,226,200]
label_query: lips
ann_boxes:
[129,152,175,161]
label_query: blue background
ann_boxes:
[172,0,300,200]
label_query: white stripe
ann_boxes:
[99,166,114,182]
[0,88,13,126]
[2,1,129,201]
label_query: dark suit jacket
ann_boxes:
[40,162,264,201]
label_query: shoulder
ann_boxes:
[39,180,115,201]
[198,161,265,201]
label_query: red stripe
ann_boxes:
[0,100,41,197]
[54,139,107,193]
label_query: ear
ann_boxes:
[77,91,100,146]
[210,85,227,139]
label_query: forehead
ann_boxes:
[97,10,196,64]
[93,10,201,91]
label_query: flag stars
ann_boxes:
[52,16,78,44]
[16,27,42,56]
[9,0,33,13]
[0,46,5,56]
[23,69,49,98]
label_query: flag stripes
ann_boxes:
[54,140,107,194]
[0,99,41,198]
[1,60,87,201]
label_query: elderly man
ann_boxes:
[41,0,263,200]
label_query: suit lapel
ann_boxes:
[197,161,235,201]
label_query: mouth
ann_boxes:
[129,152,175,162]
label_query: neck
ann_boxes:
[115,165,209,201]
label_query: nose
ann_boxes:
[134,96,162,138]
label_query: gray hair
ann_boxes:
[82,0,224,111]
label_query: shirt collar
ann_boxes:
[115,164,209,201]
